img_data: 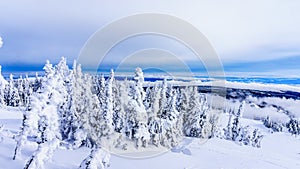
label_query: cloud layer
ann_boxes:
[0,0,299,74]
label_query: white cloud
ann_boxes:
[0,0,300,64]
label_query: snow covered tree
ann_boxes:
[263,116,283,132]
[225,101,245,141]
[125,68,150,148]
[13,102,40,160]
[223,101,263,147]
[113,80,127,133]
[56,57,70,80]
[82,94,103,146]
[80,74,103,148]
[79,148,110,169]
[287,118,300,136]
[16,76,25,106]
[54,57,73,142]
[97,74,106,106]
[14,60,68,167]
[177,86,190,114]
[147,84,162,146]
[31,73,42,92]
[205,111,220,139]
[159,88,183,147]
[24,75,33,110]
[0,65,8,106]
[24,139,60,169]
[99,69,115,138]
[183,86,209,138]
[143,84,152,111]
[62,61,89,148]
[224,101,243,141]
[23,60,67,168]
[3,74,20,107]
[158,78,168,118]
[251,129,263,148]
[223,112,233,140]
[236,125,252,146]
[79,71,117,168]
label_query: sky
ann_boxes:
[0,0,300,76]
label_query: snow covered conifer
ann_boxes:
[147,84,162,146]
[158,78,168,118]
[79,148,110,169]
[143,84,152,111]
[56,57,70,79]
[113,81,127,133]
[100,69,115,137]
[98,74,106,105]
[159,88,183,147]
[231,101,245,141]
[65,62,90,148]
[16,60,68,167]
[251,129,263,148]
[223,101,245,141]
[32,73,42,92]
[23,74,33,110]
[4,74,20,107]
[0,65,8,106]
[263,116,283,132]
[287,118,300,136]
[125,68,150,147]
[183,86,209,138]
[16,76,25,106]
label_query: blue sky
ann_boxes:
[0,0,300,76]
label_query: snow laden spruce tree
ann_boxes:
[183,86,209,138]
[78,70,115,169]
[61,61,99,149]
[113,77,128,134]
[159,86,183,147]
[13,59,68,168]
[147,83,162,146]
[4,74,20,107]
[223,101,263,147]
[125,67,150,148]
[0,65,8,107]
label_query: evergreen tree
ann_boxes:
[158,78,168,118]
[251,129,263,148]
[113,81,127,133]
[287,118,300,136]
[65,62,89,148]
[23,60,67,168]
[16,75,25,106]
[159,88,183,147]
[99,69,115,138]
[13,60,68,167]
[183,86,209,138]
[13,99,40,160]
[80,74,101,148]
[98,74,106,106]
[263,116,283,132]
[147,84,162,146]
[4,74,20,106]
[0,65,8,106]
[125,68,149,148]
[79,148,110,169]
[32,73,42,92]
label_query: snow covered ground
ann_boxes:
[1,105,300,169]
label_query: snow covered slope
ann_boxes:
[1,104,300,169]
